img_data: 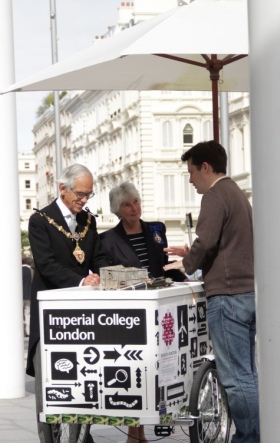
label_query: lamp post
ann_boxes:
[49,0,62,185]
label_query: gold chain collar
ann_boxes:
[35,209,91,264]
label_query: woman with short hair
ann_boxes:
[101,181,186,281]
[100,182,186,443]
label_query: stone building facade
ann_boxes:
[31,0,251,246]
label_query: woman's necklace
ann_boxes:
[34,209,91,264]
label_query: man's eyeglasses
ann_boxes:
[71,189,95,200]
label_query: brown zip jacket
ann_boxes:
[183,177,255,297]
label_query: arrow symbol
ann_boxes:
[47,403,98,409]
[124,350,143,360]
[81,367,98,377]
[103,348,121,362]
[87,383,95,400]
[84,348,98,362]
[52,382,81,387]
[189,313,196,323]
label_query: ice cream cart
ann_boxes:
[38,282,231,443]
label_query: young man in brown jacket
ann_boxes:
[164,140,260,443]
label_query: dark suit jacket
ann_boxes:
[100,219,186,281]
[27,200,111,376]
[22,265,32,300]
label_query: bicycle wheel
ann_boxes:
[42,423,92,443]
[189,360,231,443]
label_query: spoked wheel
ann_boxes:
[42,423,92,443]
[189,360,231,443]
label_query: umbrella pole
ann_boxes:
[212,78,219,142]
[206,54,221,143]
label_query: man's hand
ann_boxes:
[82,273,101,286]
[164,245,190,257]
[163,260,184,271]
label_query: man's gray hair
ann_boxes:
[57,164,93,189]
[109,182,141,218]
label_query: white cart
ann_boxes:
[38,283,231,443]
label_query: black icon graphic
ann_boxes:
[51,352,78,380]
[104,366,131,390]
[83,346,100,365]
[103,348,121,361]
[124,350,143,360]
[105,393,142,410]
[155,375,165,411]
[197,301,207,323]
[189,313,196,324]
[83,380,98,402]
[197,323,207,336]
[81,367,98,377]
[46,387,74,402]
[181,353,187,376]
[177,306,188,348]
[167,382,185,400]
[135,367,142,388]
[190,337,198,358]
[47,403,98,409]
[200,341,208,356]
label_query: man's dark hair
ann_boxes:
[181,140,227,174]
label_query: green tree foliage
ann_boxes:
[21,230,31,255]
[36,91,68,118]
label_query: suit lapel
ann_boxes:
[113,222,143,267]
[43,201,75,252]
[44,200,69,230]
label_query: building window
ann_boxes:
[25,180,31,189]
[162,120,173,147]
[203,120,213,140]
[164,175,175,208]
[183,174,196,206]
[25,199,31,210]
[24,162,30,169]
[183,123,193,145]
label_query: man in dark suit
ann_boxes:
[28,164,111,442]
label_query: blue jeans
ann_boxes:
[207,293,260,443]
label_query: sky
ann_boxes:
[12,0,121,153]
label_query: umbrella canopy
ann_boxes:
[3,0,249,141]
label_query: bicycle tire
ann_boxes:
[189,360,231,443]
[42,423,91,443]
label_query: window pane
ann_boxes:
[183,123,193,146]
[184,174,196,205]
[162,121,173,147]
[26,199,31,210]
[203,120,213,140]
[164,175,175,207]
[183,134,193,144]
